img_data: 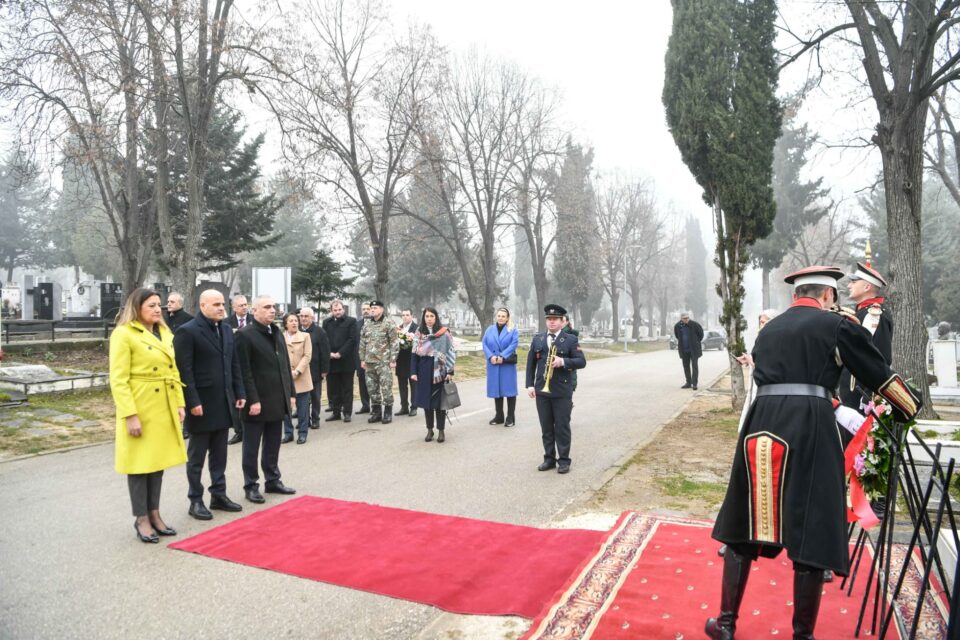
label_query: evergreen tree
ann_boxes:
[552,140,601,325]
[0,150,48,281]
[684,217,707,321]
[750,97,829,308]
[292,249,357,308]
[664,0,781,407]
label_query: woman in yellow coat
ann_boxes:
[109,287,187,543]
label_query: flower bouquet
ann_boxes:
[397,330,414,350]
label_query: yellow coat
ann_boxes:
[109,321,187,474]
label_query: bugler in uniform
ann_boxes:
[358,300,399,424]
[525,304,586,475]
[706,266,921,640]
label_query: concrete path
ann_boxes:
[0,349,728,639]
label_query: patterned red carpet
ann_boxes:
[169,495,606,617]
[524,513,949,639]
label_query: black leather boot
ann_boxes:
[437,410,446,443]
[792,568,824,639]
[505,396,516,427]
[382,405,393,424]
[367,405,382,423]
[424,410,434,442]
[705,547,752,639]
[489,398,505,424]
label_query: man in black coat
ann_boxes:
[225,294,254,444]
[706,266,921,640]
[166,292,193,332]
[173,290,246,520]
[236,295,297,503]
[839,261,893,412]
[298,307,331,428]
[673,312,704,390]
[525,304,587,475]
[395,308,418,416]
[321,300,359,423]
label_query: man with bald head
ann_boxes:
[174,289,247,519]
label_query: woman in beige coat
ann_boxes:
[281,313,314,444]
[109,288,187,543]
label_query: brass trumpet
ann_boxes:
[542,343,558,394]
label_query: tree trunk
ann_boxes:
[761,266,771,310]
[879,110,935,418]
[610,290,620,341]
[713,196,746,409]
[533,270,549,332]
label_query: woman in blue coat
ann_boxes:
[482,307,519,426]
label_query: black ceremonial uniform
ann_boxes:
[839,296,893,410]
[525,326,586,469]
[712,298,921,575]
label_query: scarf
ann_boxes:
[413,327,456,384]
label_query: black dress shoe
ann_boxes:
[310,420,320,430]
[395,407,408,416]
[134,521,159,543]
[342,414,352,423]
[153,523,177,536]
[209,495,243,512]
[264,482,296,495]
[325,413,342,422]
[189,501,213,520]
[692,385,698,390]
[245,489,265,504]
[538,461,557,471]
[281,434,293,444]
[408,408,417,417]
[489,416,505,425]
[296,433,307,444]
[356,406,370,414]
[324,406,334,412]
[505,416,515,427]
[227,432,242,445]
[557,464,571,474]
[681,383,692,389]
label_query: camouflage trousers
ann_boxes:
[365,361,394,406]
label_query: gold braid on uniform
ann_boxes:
[831,306,860,325]
[878,374,921,421]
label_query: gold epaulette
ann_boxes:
[832,306,861,325]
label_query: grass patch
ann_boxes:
[0,386,115,459]
[656,474,728,503]
[0,392,12,402]
[11,348,109,372]
[25,387,113,421]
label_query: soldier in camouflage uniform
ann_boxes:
[358,300,399,424]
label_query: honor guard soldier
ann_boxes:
[707,266,921,640]
[839,254,893,413]
[358,300,399,424]
[525,304,587,474]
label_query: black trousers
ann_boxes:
[186,428,229,501]
[357,369,370,409]
[308,376,323,423]
[326,371,355,415]
[536,394,573,465]
[241,419,282,491]
[397,373,416,410]
[128,471,164,517]
[681,352,699,386]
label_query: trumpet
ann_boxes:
[542,344,558,394]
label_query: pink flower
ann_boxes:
[853,455,866,477]
[864,401,876,415]
[866,435,875,453]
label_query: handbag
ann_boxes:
[440,381,462,411]
[502,353,518,365]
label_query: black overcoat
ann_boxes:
[173,315,246,433]
[236,321,294,423]
[839,298,893,409]
[167,308,194,332]
[303,323,331,381]
[321,315,359,374]
[673,320,704,358]
[396,321,418,378]
[712,300,918,575]
[226,312,255,331]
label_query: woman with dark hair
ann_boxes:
[410,307,456,443]
[281,312,313,444]
[482,307,519,426]
[109,287,187,543]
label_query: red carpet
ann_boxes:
[169,496,606,617]
[525,513,950,639]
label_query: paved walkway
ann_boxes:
[0,349,728,639]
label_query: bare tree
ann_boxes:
[783,1,960,416]
[265,0,441,301]
[0,1,154,293]
[625,208,671,340]
[785,202,860,271]
[925,84,960,206]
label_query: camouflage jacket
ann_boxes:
[359,315,399,364]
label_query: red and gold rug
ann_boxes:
[524,513,950,639]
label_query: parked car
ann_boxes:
[669,329,727,351]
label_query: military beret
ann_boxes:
[368,299,385,308]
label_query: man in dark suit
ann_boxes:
[840,260,893,411]
[322,300,359,423]
[225,294,254,331]
[174,290,246,520]
[166,292,193,332]
[355,302,372,414]
[298,307,331,429]
[395,308,418,417]
[225,294,254,444]
[525,304,587,475]
[673,312,704,390]
[236,295,297,504]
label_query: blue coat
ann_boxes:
[482,323,519,398]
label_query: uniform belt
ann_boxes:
[756,383,831,400]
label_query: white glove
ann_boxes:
[835,405,867,436]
